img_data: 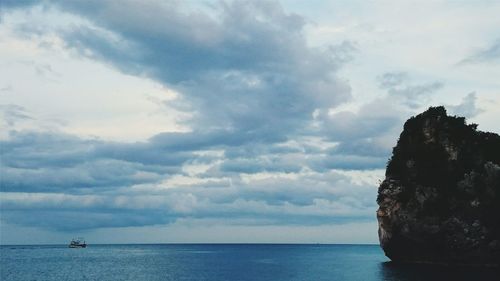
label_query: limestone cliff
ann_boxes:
[377,106,500,265]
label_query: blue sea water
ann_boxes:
[1,244,498,281]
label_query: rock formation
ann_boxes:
[377,106,500,266]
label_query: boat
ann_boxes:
[68,237,87,248]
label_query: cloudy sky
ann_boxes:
[1,0,499,244]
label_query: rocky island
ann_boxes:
[377,106,500,266]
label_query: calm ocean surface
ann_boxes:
[1,244,498,281]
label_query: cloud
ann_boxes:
[0,167,380,231]
[219,157,302,174]
[0,0,39,10]
[377,72,408,89]
[1,0,498,243]
[333,138,391,158]
[0,104,32,126]
[311,154,387,171]
[1,0,357,155]
[310,98,404,171]
[328,40,358,65]
[0,131,186,193]
[36,0,352,137]
[460,38,500,64]
[448,92,483,119]
[322,107,400,142]
[377,72,443,108]
[0,119,385,231]
[0,0,385,233]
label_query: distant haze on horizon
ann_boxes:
[1,0,499,245]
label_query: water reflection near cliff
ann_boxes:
[379,262,500,281]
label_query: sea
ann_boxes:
[1,244,498,281]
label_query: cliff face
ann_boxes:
[377,106,500,265]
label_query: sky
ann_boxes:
[0,0,499,245]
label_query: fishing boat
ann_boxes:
[68,238,87,248]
